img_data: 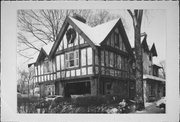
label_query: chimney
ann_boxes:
[72,13,86,23]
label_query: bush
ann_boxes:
[72,95,106,107]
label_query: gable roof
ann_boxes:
[141,35,149,53]
[49,16,134,58]
[150,43,158,57]
[35,42,54,63]
[70,17,119,46]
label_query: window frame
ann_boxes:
[65,50,79,68]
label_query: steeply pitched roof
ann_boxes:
[35,42,54,63]
[150,43,158,57]
[49,16,134,58]
[141,35,149,53]
[70,17,119,46]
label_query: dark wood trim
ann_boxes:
[100,45,129,58]
[56,74,95,82]
[55,43,90,55]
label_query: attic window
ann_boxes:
[66,28,76,44]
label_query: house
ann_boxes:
[28,15,165,101]
[29,15,135,98]
[140,35,165,102]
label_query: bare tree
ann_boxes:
[127,10,144,110]
[17,9,117,62]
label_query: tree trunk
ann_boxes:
[134,23,144,110]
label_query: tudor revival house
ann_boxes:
[28,15,165,101]
[140,35,165,102]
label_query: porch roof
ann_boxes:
[143,74,165,83]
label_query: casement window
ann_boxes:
[117,55,121,69]
[65,50,79,68]
[101,51,104,66]
[105,51,109,67]
[109,52,114,67]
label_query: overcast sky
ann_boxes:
[17,9,166,70]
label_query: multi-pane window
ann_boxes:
[105,51,109,67]
[65,50,79,68]
[117,55,121,69]
[109,52,114,67]
[101,51,104,66]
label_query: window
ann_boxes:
[66,28,76,44]
[65,50,79,68]
[43,60,50,74]
[61,54,64,70]
[56,55,60,71]
[87,47,92,65]
[117,55,121,69]
[109,52,114,67]
[101,51,104,66]
[81,49,86,66]
[105,51,109,67]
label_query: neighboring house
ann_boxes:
[28,15,165,101]
[140,35,165,102]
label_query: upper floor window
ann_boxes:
[65,50,79,68]
[66,28,76,44]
